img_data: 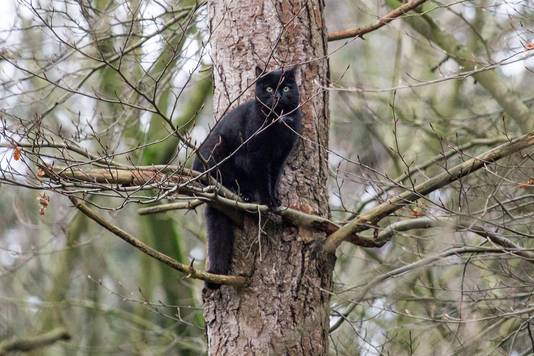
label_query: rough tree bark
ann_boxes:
[203,0,334,354]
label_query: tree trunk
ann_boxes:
[203,1,334,354]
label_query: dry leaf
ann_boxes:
[37,192,50,215]
[518,178,534,189]
[410,207,425,217]
[13,146,22,161]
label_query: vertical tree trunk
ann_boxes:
[203,1,334,354]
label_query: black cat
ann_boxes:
[193,66,301,288]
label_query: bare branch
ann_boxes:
[40,165,379,246]
[385,0,533,131]
[138,199,204,214]
[328,0,428,41]
[68,196,247,287]
[324,131,534,252]
[354,137,507,215]
[0,327,70,355]
[330,246,534,333]
[376,216,534,262]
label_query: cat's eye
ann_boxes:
[266,87,273,93]
[283,86,290,92]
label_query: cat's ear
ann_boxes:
[255,66,264,78]
[285,65,298,78]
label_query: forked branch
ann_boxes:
[37,131,534,261]
[41,166,379,247]
[68,196,247,287]
[323,131,534,252]
[328,0,427,41]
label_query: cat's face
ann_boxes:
[255,67,299,116]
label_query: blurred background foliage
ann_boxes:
[0,0,532,354]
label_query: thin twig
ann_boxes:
[68,196,247,287]
[376,216,534,262]
[328,0,428,41]
[138,199,204,214]
[324,131,534,252]
[40,165,379,247]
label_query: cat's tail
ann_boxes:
[204,206,235,289]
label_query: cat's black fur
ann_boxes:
[193,66,301,289]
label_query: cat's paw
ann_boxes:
[267,196,282,209]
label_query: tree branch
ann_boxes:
[323,131,534,252]
[385,0,533,131]
[0,327,70,355]
[330,245,533,333]
[41,166,379,247]
[328,0,428,41]
[39,129,534,253]
[138,199,204,214]
[353,137,507,215]
[376,216,534,262]
[68,196,247,287]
